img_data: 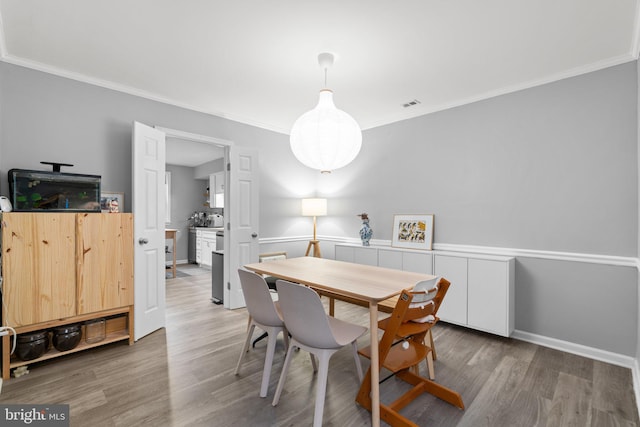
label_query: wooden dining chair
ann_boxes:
[272,279,368,427]
[234,269,289,398]
[378,276,445,379]
[356,281,464,427]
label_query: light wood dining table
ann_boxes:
[244,256,435,427]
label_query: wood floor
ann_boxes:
[2,264,638,426]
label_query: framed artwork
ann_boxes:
[391,214,434,250]
[100,191,124,213]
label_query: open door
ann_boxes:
[224,146,259,309]
[132,121,166,340]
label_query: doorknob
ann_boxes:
[138,237,149,245]
[251,233,258,238]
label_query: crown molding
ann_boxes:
[632,0,640,59]
[363,53,636,131]
[0,54,291,135]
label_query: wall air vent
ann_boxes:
[402,99,421,108]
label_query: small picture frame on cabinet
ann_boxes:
[100,191,124,213]
[391,214,434,250]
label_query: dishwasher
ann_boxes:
[211,230,224,304]
[211,250,224,304]
[188,228,197,263]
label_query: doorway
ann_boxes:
[159,127,230,288]
[133,122,259,340]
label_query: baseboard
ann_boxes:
[512,329,635,368]
[514,329,639,416]
[166,258,189,266]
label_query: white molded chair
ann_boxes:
[234,269,289,398]
[272,279,367,427]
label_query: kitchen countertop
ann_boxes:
[190,227,224,231]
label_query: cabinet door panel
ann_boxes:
[378,249,402,270]
[434,255,467,325]
[402,252,433,274]
[354,247,378,266]
[202,238,214,267]
[77,213,134,313]
[2,213,76,325]
[335,246,355,263]
[468,259,509,336]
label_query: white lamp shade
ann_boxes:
[301,198,327,217]
[290,89,362,173]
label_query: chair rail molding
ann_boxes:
[259,235,637,268]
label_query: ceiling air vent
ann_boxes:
[402,99,421,108]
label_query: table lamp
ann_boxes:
[302,198,327,257]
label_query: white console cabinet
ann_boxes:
[335,245,378,266]
[434,253,515,337]
[335,244,514,337]
[335,245,433,272]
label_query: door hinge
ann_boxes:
[227,162,231,171]
[227,222,230,231]
[227,282,231,290]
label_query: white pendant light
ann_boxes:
[290,53,362,174]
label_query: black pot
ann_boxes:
[52,324,82,352]
[16,331,49,361]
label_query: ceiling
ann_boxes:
[0,1,639,139]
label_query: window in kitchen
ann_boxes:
[165,171,171,223]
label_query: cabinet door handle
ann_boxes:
[138,237,149,245]
[251,233,258,238]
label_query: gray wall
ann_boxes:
[165,164,209,261]
[318,62,638,256]
[0,60,637,357]
[637,59,640,364]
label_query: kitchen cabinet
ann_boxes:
[188,228,197,263]
[209,172,225,208]
[195,228,217,267]
[1,212,134,379]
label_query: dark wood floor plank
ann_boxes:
[592,359,639,424]
[546,372,593,427]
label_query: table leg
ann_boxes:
[369,302,380,427]
[172,233,177,278]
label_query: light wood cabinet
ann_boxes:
[76,213,134,314]
[1,212,134,379]
[2,213,77,325]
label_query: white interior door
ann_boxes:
[224,147,259,309]
[132,121,166,340]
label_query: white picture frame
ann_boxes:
[391,214,434,250]
[100,191,124,213]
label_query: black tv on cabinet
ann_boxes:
[8,169,101,212]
